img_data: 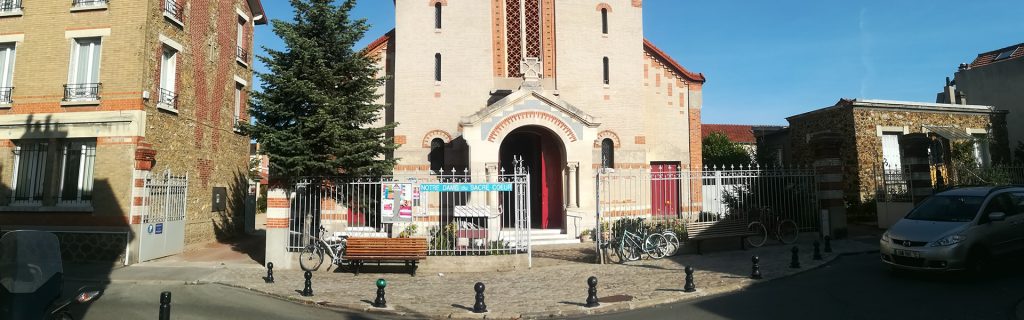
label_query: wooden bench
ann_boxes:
[343,237,428,276]
[685,219,753,254]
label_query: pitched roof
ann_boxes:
[643,39,706,83]
[363,29,395,56]
[703,124,755,144]
[969,43,1023,68]
[246,0,268,25]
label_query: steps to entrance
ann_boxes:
[502,229,579,246]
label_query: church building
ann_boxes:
[365,0,706,239]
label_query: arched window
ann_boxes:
[601,138,614,168]
[602,57,610,85]
[429,138,445,174]
[434,3,442,29]
[434,53,442,82]
[601,8,608,34]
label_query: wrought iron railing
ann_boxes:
[0,0,22,12]
[236,46,248,63]
[72,0,108,7]
[158,88,177,109]
[163,0,183,21]
[0,87,11,104]
[63,83,101,101]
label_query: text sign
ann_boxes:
[420,183,513,192]
[155,223,164,235]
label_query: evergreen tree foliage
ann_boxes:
[247,0,397,182]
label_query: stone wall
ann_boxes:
[787,106,860,201]
[850,108,994,200]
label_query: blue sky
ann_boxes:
[254,0,1023,125]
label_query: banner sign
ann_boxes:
[381,183,414,223]
[420,183,514,192]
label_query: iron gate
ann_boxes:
[286,160,532,257]
[138,170,189,262]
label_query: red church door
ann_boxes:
[651,162,681,218]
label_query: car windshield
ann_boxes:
[905,195,984,222]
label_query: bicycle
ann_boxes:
[298,225,348,271]
[745,208,798,247]
[655,224,681,257]
[617,221,668,262]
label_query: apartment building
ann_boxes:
[0,0,266,264]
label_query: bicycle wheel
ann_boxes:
[299,243,324,271]
[646,233,667,259]
[662,231,680,256]
[777,219,799,244]
[745,222,768,248]
[618,237,641,262]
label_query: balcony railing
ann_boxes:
[236,46,248,63]
[72,0,108,7]
[63,83,101,101]
[0,0,22,12]
[0,87,11,104]
[163,0,183,22]
[158,88,177,110]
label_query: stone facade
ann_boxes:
[0,0,266,264]
[787,99,1007,202]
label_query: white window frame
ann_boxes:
[880,131,903,169]
[66,37,103,103]
[159,46,178,110]
[57,141,96,206]
[0,41,14,105]
[234,80,245,132]
[10,141,47,206]
[236,9,249,66]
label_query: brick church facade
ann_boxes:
[366,0,705,236]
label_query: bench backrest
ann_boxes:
[345,237,428,257]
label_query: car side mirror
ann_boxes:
[988,212,1006,222]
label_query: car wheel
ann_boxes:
[967,248,991,276]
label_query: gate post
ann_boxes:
[811,133,847,239]
[265,184,293,269]
[898,133,933,204]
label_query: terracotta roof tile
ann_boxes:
[969,43,1023,68]
[643,39,706,83]
[702,124,755,144]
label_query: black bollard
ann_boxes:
[585,276,600,308]
[265,262,275,283]
[790,246,801,268]
[301,271,314,297]
[683,266,696,292]
[373,279,387,308]
[824,235,833,253]
[750,256,762,279]
[159,291,171,320]
[813,241,823,260]
[473,282,488,313]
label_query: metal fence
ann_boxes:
[597,165,820,234]
[875,165,914,203]
[286,165,531,257]
[950,164,1024,186]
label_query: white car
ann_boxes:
[880,186,1024,272]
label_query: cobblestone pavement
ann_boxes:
[203,237,878,319]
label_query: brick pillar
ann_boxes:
[264,185,293,269]
[811,133,847,239]
[899,133,933,204]
[127,142,157,264]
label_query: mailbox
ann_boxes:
[212,187,227,211]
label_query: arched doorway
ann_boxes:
[499,125,565,230]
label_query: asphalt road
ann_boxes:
[70,282,391,320]
[590,252,1024,320]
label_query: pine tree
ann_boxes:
[248,0,397,182]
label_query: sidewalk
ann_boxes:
[202,236,877,319]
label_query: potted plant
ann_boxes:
[579,229,592,243]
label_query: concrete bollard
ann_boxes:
[790,246,801,268]
[159,291,171,320]
[751,256,762,279]
[683,266,696,292]
[265,262,275,283]
[473,282,488,313]
[373,279,387,308]
[585,276,600,308]
[813,241,823,260]
[301,271,314,297]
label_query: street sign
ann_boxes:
[420,183,513,192]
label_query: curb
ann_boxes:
[208,248,880,319]
[63,277,205,286]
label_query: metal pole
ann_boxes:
[596,167,604,265]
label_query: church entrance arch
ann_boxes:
[499,125,565,230]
